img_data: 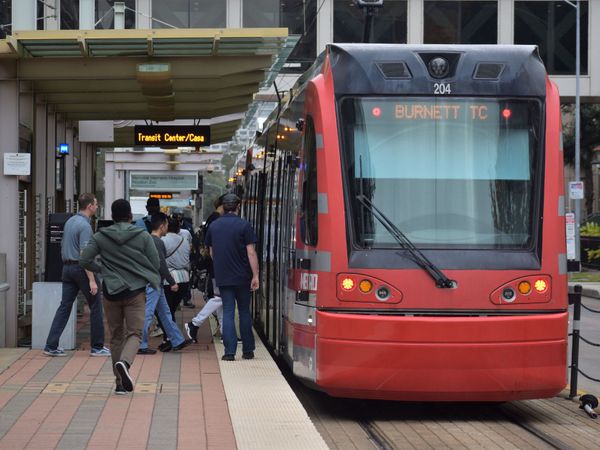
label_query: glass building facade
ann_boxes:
[515,1,588,75]
[0,0,10,39]
[424,1,497,45]
[2,1,593,77]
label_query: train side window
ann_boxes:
[302,116,318,246]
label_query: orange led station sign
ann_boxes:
[134,125,210,146]
[393,103,492,121]
[149,193,173,199]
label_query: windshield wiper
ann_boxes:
[356,195,456,289]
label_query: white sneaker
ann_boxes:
[149,328,164,337]
[90,346,111,357]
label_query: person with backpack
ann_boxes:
[134,197,160,232]
[80,199,160,394]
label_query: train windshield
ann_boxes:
[340,97,542,248]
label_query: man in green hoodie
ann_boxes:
[80,199,160,394]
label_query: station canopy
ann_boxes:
[0,28,297,145]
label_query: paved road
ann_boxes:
[569,295,600,396]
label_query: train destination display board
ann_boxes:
[367,100,513,123]
[134,125,210,146]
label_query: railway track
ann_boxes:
[281,364,596,450]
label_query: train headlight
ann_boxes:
[534,279,548,293]
[341,278,355,291]
[518,281,531,295]
[359,279,373,293]
[502,288,516,302]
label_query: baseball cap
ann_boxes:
[222,193,241,206]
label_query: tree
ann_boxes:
[562,103,600,214]
[220,153,236,176]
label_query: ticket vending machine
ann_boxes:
[45,213,73,281]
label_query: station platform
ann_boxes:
[0,292,327,450]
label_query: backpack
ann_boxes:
[142,216,152,233]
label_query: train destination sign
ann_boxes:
[393,103,499,121]
[134,125,210,146]
[367,101,512,122]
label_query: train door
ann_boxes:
[291,114,319,379]
[264,157,274,343]
[256,171,266,327]
[247,173,259,316]
[277,152,297,357]
[269,157,284,349]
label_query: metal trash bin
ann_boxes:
[31,282,76,350]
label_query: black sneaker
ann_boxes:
[115,361,133,392]
[221,354,235,361]
[172,339,192,351]
[158,341,172,352]
[183,301,195,309]
[242,352,254,360]
[137,348,157,355]
[115,384,127,395]
[185,322,199,343]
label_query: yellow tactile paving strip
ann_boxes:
[0,348,28,375]
[215,326,328,450]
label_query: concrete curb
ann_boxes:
[568,283,600,299]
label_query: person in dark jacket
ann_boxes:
[80,199,160,394]
[205,193,259,361]
[134,197,160,232]
[138,212,190,354]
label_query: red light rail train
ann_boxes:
[240,44,567,401]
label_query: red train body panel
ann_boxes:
[245,44,568,401]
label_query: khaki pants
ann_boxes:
[103,292,145,379]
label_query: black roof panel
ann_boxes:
[327,44,547,98]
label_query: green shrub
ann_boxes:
[580,222,600,237]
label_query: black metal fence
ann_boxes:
[569,285,600,398]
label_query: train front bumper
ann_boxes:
[315,310,568,401]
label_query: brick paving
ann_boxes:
[0,292,236,450]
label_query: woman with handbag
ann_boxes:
[162,216,191,321]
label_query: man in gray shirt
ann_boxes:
[44,193,110,357]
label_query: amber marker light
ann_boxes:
[341,278,355,291]
[359,279,373,293]
[534,279,548,293]
[518,281,531,295]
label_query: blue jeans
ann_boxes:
[141,285,184,349]
[220,285,255,356]
[46,264,104,350]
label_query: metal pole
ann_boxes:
[569,284,582,399]
[575,1,581,261]
[564,1,581,261]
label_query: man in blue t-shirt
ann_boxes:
[205,193,259,360]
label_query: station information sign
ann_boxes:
[134,125,210,146]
